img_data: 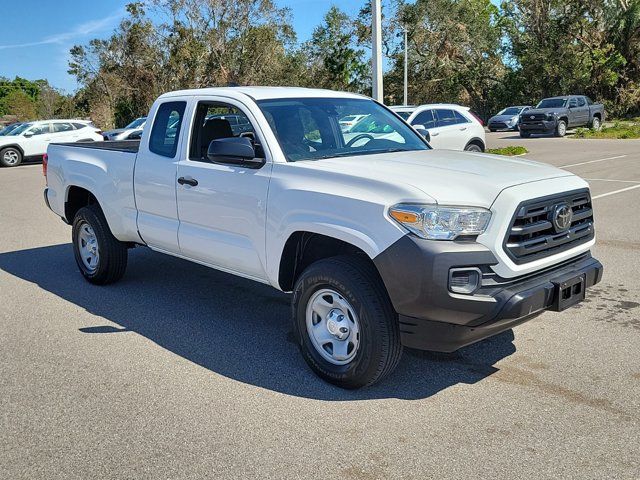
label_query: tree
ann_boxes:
[304,6,368,92]
[2,90,37,120]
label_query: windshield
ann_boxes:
[9,123,33,135]
[537,98,566,109]
[125,117,146,129]
[257,98,429,162]
[0,123,21,136]
[498,107,522,116]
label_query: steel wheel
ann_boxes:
[2,149,20,165]
[305,288,360,366]
[77,222,100,273]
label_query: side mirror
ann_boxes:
[207,137,265,169]
[414,126,430,143]
[24,132,33,138]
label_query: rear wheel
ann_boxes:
[464,142,483,152]
[555,120,567,137]
[292,255,402,389]
[591,116,601,131]
[72,204,128,285]
[0,147,22,167]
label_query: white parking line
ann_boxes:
[586,178,640,184]
[560,155,627,168]
[592,184,640,200]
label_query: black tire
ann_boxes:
[591,116,601,131]
[519,131,531,138]
[555,120,567,137]
[72,204,127,285]
[489,128,497,132]
[464,142,483,152]
[0,147,22,167]
[292,255,402,389]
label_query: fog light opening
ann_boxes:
[449,267,482,295]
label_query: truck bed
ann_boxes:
[55,140,140,153]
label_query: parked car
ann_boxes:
[487,106,532,132]
[44,87,602,388]
[390,104,486,151]
[103,117,147,141]
[0,122,23,136]
[339,114,369,132]
[0,119,103,167]
[519,95,605,138]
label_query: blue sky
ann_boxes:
[0,0,364,93]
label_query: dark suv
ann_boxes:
[519,95,605,138]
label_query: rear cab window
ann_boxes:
[149,101,186,158]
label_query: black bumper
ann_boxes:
[374,236,603,352]
[519,120,556,133]
[43,188,52,211]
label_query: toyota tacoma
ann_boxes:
[519,95,605,137]
[44,87,602,388]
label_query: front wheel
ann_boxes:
[292,256,402,389]
[72,204,128,285]
[464,143,483,152]
[0,147,22,167]
[555,120,567,137]
[519,131,531,138]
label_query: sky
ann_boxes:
[0,0,364,93]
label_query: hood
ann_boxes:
[489,114,518,122]
[0,135,21,146]
[103,128,125,136]
[296,149,574,208]
[525,108,565,116]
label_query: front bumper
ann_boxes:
[374,236,603,352]
[520,119,556,133]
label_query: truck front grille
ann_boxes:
[522,113,547,122]
[504,189,594,264]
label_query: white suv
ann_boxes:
[390,104,486,152]
[0,119,103,167]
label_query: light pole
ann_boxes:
[371,0,383,102]
[403,25,408,106]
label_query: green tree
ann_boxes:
[304,6,368,92]
[2,90,37,120]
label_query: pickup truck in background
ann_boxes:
[519,95,605,138]
[44,87,602,388]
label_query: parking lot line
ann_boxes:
[586,178,640,184]
[560,155,627,168]
[592,184,640,200]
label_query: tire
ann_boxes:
[72,204,128,285]
[489,128,496,133]
[555,120,567,137]
[591,116,601,131]
[292,255,402,389]
[0,147,22,167]
[519,131,530,138]
[464,143,483,152]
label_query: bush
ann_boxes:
[574,122,640,139]
[486,146,528,156]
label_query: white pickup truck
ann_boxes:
[44,87,602,388]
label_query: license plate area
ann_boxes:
[552,273,586,311]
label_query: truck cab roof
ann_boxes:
[158,86,368,101]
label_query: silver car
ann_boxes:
[488,106,532,132]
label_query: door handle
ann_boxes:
[177,177,198,187]
[459,127,467,131]
[431,132,440,137]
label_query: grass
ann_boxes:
[574,121,640,139]
[486,146,529,156]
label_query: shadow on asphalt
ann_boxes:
[0,244,516,400]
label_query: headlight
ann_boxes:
[388,204,491,240]
[546,113,555,120]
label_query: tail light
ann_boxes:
[42,153,48,181]
[470,111,484,126]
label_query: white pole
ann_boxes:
[403,26,408,106]
[371,0,383,102]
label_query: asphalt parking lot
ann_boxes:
[1,134,639,479]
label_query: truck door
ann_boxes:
[175,98,272,282]
[575,96,590,126]
[133,100,187,253]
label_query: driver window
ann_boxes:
[569,98,578,108]
[412,110,436,129]
[577,97,586,107]
[189,102,261,162]
[29,124,50,135]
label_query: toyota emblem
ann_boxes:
[530,115,535,119]
[552,203,573,232]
